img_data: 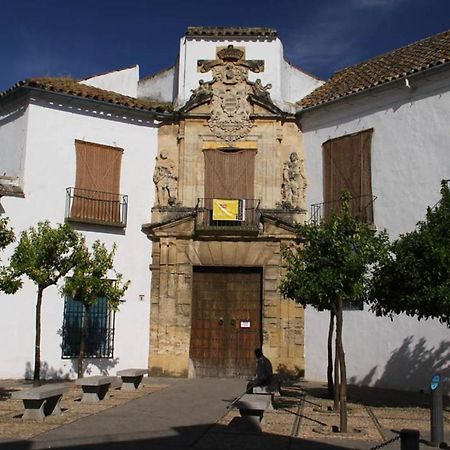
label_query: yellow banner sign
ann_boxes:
[213,199,244,221]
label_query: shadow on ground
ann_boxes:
[350,336,450,397]
[0,422,363,450]
[299,381,450,409]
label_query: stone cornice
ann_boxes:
[186,27,277,39]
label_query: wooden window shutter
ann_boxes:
[204,149,255,200]
[322,129,373,222]
[72,140,123,224]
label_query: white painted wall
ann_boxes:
[138,66,176,102]
[300,66,450,393]
[176,36,319,110]
[281,60,323,106]
[0,99,28,189]
[81,66,139,98]
[0,93,157,379]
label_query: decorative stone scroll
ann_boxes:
[153,150,178,206]
[281,152,307,208]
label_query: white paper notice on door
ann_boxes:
[240,321,251,328]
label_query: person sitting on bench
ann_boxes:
[246,348,273,393]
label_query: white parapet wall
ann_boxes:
[81,66,139,98]
[0,97,29,196]
[138,66,176,103]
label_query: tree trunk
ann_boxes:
[327,309,335,399]
[336,296,348,433]
[33,286,44,385]
[333,326,340,411]
[77,305,89,378]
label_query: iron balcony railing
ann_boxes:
[195,198,261,232]
[310,195,377,225]
[65,187,128,227]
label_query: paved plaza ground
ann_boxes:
[0,377,448,449]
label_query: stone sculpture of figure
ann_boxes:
[166,172,178,206]
[281,161,290,204]
[189,79,212,101]
[288,152,301,207]
[251,78,272,101]
[281,152,306,208]
[153,151,178,206]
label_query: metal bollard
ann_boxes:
[430,373,444,447]
[400,429,420,450]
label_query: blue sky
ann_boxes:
[1,0,450,92]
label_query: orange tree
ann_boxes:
[0,217,15,292]
[371,181,450,326]
[0,217,14,251]
[281,194,389,432]
[1,222,83,383]
[61,240,129,378]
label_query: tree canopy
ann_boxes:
[61,240,129,312]
[0,217,15,293]
[0,217,14,251]
[281,196,390,310]
[7,221,82,290]
[1,221,84,382]
[371,181,450,326]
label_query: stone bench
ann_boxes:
[234,393,272,430]
[11,383,70,421]
[75,376,118,404]
[252,376,282,398]
[116,368,148,391]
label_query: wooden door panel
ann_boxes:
[190,267,261,377]
[232,271,261,376]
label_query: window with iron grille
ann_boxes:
[61,296,115,359]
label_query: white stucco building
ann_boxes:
[0,26,448,392]
[0,72,168,378]
[298,29,450,392]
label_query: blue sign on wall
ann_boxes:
[431,374,441,391]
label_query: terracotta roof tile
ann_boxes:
[1,77,173,113]
[297,29,450,110]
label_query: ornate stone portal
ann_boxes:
[145,42,308,379]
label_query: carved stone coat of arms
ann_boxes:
[192,45,270,143]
